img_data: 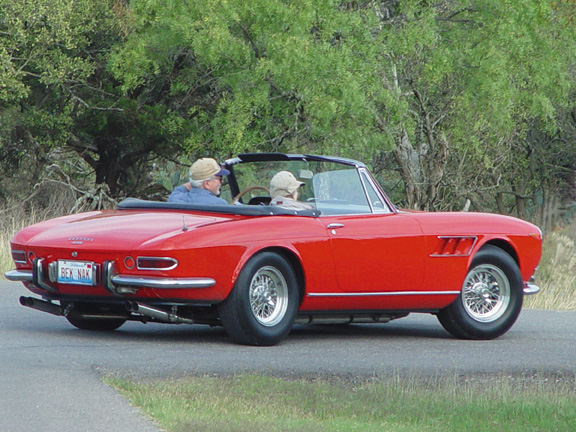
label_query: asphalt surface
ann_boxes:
[1,279,575,431]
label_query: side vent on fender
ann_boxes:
[431,236,477,257]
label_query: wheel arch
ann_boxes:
[230,246,305,306]
[478,239,519,265]
[258,246,306,306]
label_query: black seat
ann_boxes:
[248,196,271,205]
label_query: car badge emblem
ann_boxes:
[68,237,94,245]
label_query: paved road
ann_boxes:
[1,280,575,431]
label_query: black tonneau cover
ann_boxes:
[117,198,320,217]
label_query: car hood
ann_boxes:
[12,209,233,251]
[404,210,541,236]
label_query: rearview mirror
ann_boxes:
[298,169,314,179]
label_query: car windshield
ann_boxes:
[223,159,392,215]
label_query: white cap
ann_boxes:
[270,171,304,198]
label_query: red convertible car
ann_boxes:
[5,153,542,345]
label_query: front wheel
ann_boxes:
[218,252,299,346]
[437,245,523,340]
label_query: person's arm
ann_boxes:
[168,184,191,203]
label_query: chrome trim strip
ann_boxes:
[308,290,460,298]
[4,269,33,282]
[111,274,216,290]
[523,283,540,296]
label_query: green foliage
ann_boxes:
[110,0,576,213]
[366,0,576,213]
[110,0,390,158]
[0,0,120,194]
[0,0,104,101]
[1,0,576,218]
[0,0,191,199]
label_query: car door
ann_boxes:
[313,167,426,295]
[322,212,426,294]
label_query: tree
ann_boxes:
[3,0,575,221]
[110,0,389,158]
[0,0,187,202]
[110,0,576,218]
[368,0,576,214]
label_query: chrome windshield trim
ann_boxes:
[307,290,460,297]
[358,167,394,214]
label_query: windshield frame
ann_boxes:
[223,153,397,216]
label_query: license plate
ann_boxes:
[57,260,95,286]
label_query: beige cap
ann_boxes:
[270,171,305,198]
[189,158,230,181]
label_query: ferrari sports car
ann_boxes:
[5,153,542,346]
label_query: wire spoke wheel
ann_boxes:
[437,246,523,340]
[462,264,510,323]
[249,266,289,327]
[218,252,299,346]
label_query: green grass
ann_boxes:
[107,374,576,432]
[0,212,29,275]
[524,227,576,310]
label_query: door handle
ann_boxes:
[326,223,345,229]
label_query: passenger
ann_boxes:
[168,158,230,205]
[269,171,314,210]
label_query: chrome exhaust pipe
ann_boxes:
[126,301,194,324]
[20,296,63,316]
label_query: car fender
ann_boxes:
[227,242,305,298]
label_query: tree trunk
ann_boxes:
[393,128,424,209]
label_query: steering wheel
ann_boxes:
[232,186,270,204]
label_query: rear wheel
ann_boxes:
[437,245,523,340]
[218,252,299,346]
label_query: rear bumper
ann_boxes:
[5,269,33,282]
[5,259,215,297]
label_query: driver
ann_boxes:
[269,171,314,210]
[168,158,230,205]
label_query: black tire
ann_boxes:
[218,252,299,346]
[437,245,523,340]
[66,316,126,331]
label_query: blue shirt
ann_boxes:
[168,185,228,205]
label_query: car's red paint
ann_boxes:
[5,153,542,345]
